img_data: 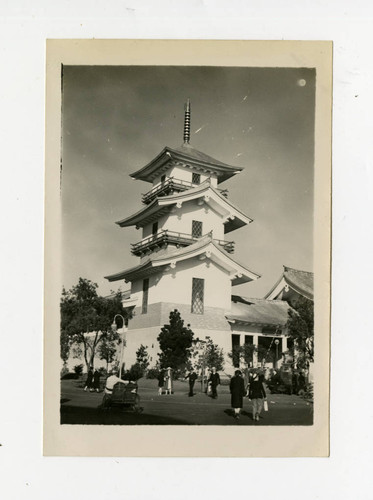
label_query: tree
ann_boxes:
[157,309,194,370]
[60,278,128,371]
[204,338,225,371]
[286,297,314,369]
[98,331,122,370]
[136,344,150,372]
[229,343,273,368]
[60,329,70,368]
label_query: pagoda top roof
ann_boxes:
[265,265,314,301]
[104,235,260,285]
[115,180,252,233]
[226,295,292,327]
[130,143,243,184]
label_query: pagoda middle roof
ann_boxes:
[130,143,243,184]
[104,235,260,285]
[116,180,252,232]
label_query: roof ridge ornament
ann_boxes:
[183,98,191,144]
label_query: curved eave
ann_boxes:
[264,275,285,300]
[167,147,242,184]
[130,146,243,184]
[151,238,260,284]
[116,203,171,228]
[284,276,314,300]
[226,317,286,328]
[265,273,313,301]
[130,149,171,183]
[105,236,260,284]
[104,261,158,283]
[158,183,253,230]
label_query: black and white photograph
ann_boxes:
[44,40,331,456]
[3,2,373,498]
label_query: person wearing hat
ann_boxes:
[230,370,246,420]
[249,370,267,421]
[101,369,129,408]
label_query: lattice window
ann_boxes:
[192,220,203,238]
[142,278,149,314]
[192,172,201,185]
[191,278,204,314]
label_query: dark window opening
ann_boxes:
[192,220,203,238]
[152,222,158,235]
[142,278,149,314]
[161,175,166,183]
[192,172,201,185]
[191,278,204,314]
[244,335,253,345]
[231,334,240,367]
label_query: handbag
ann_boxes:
[263,400,268,412]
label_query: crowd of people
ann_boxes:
[156,366,267,421]
[83,367,101,392]
[82,365,270,421]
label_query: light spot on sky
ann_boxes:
[297,79,307,87]
[194,124,208,134]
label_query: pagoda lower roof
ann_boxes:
[130,143,243,184]
[104,235,260,285]
[116,181,252,233]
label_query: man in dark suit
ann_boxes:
[230,370,245,420]
[208,367,221,399]
[185,369,198,397]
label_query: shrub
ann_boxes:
[146,367,160,379]
[98,367,108,377]
[129,363,144,381]
[73,364,84,376]
[122,363,144,381]
[60,366,69,379]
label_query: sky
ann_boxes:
[61,65,315,298]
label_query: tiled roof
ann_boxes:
[105,235,260,284]
[171,143,242,170]
[283,266,314,299]
[115,181,252,229]
[227,296,291,326]
[130,144,242,183]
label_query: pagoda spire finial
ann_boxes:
[183,98,191,144]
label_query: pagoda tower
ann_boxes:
[105,100,260,371]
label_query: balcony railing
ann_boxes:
[142,177,198,204]
[131,230,235,256]
[142,177,229,204]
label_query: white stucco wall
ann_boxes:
[122,326,235,374]
[140,199,225,241]
[166,201,225,239]
[123,326,161,369]
[130,257,231,312]
[153,165,217,187]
